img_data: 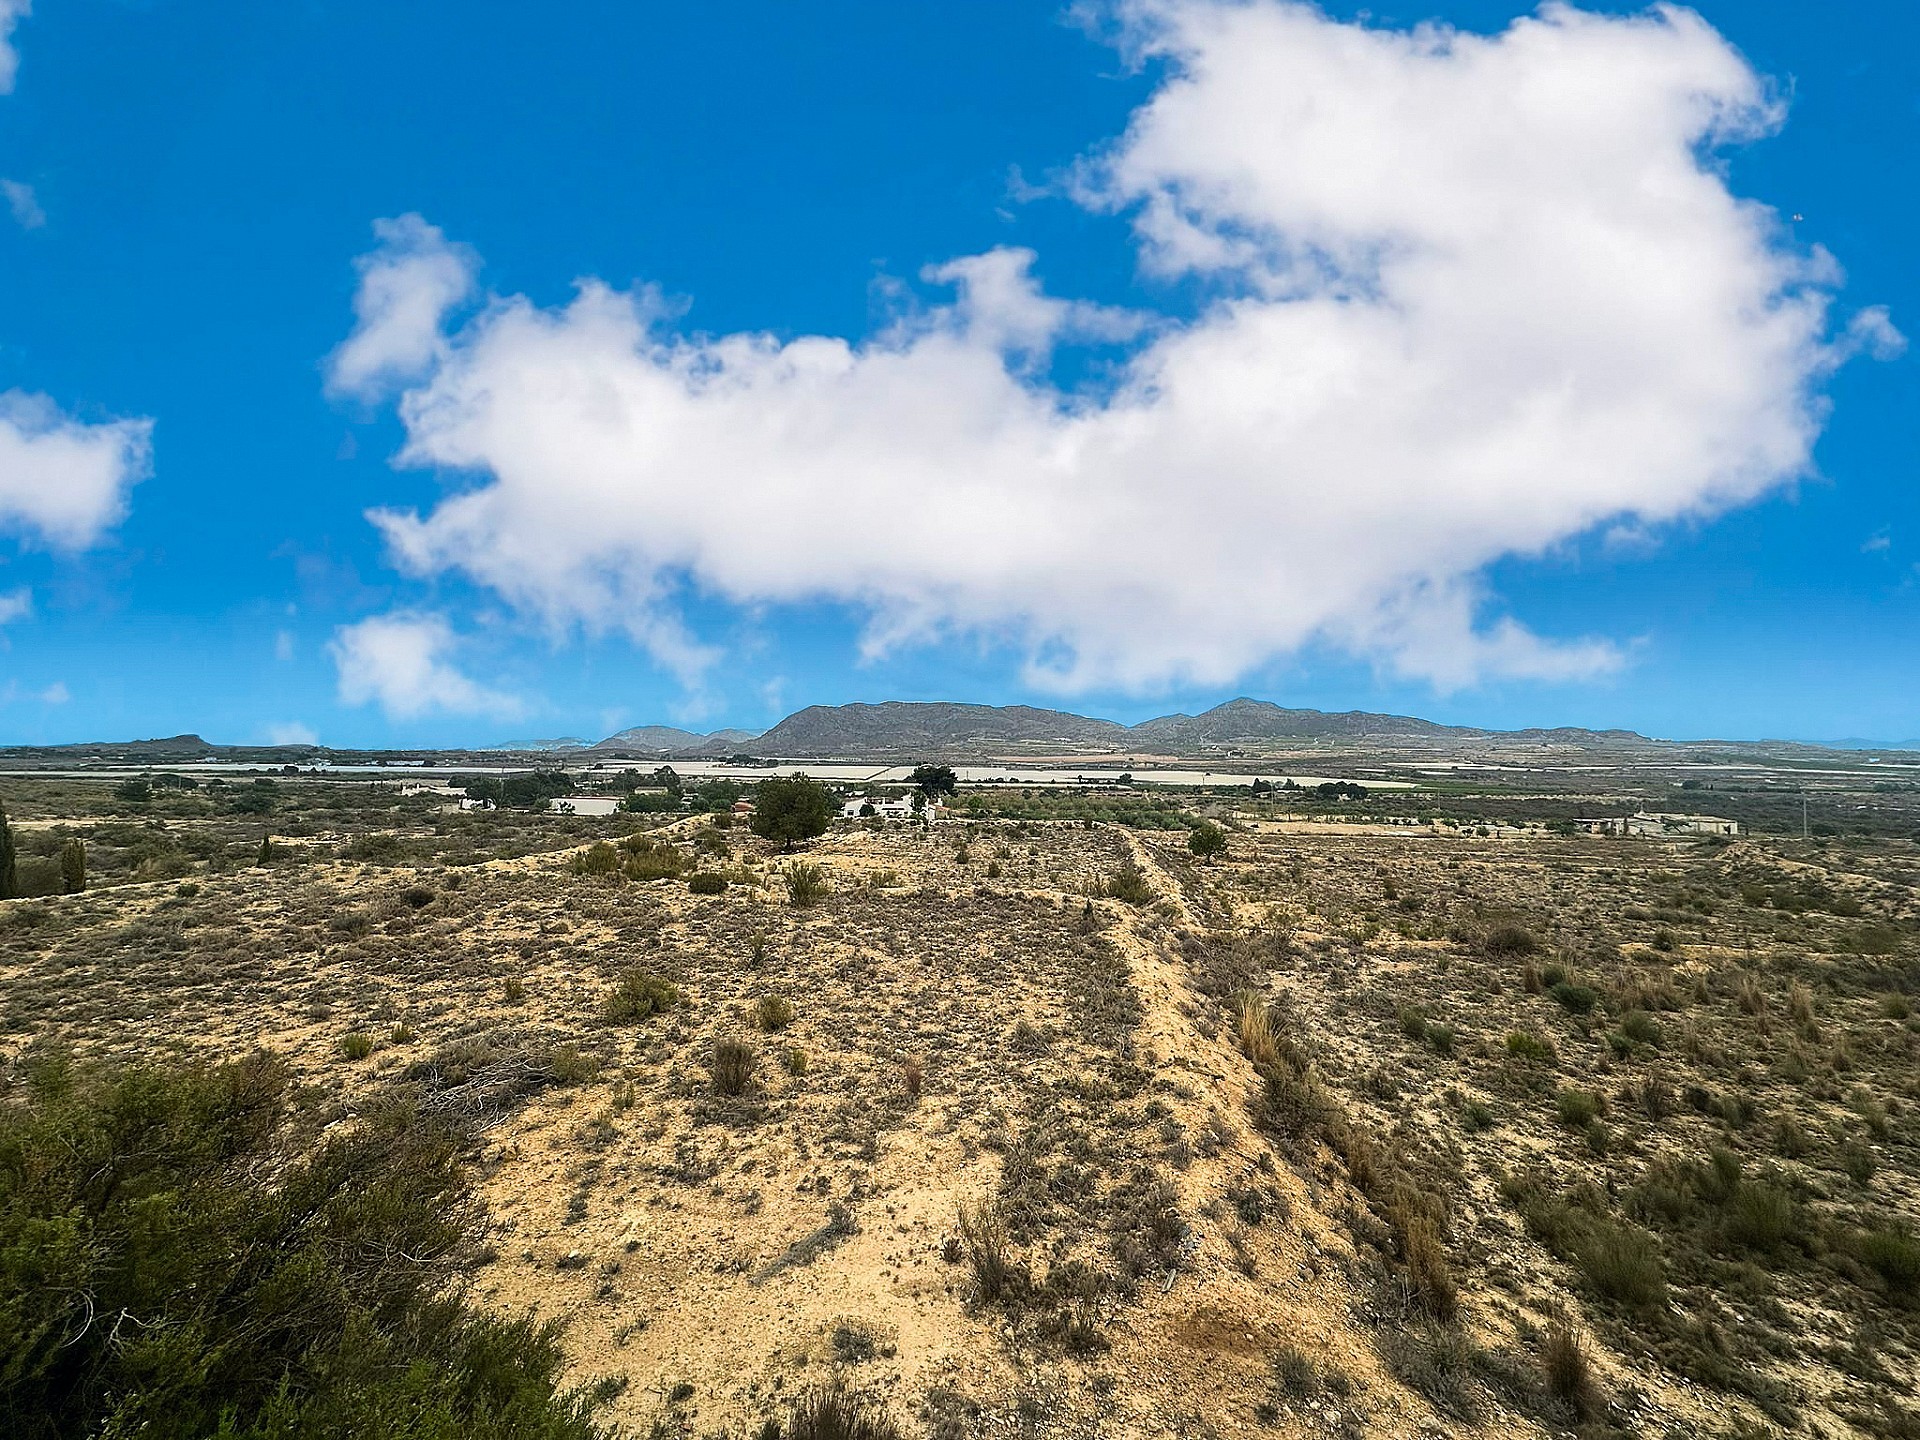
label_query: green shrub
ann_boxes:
[750,775,835,850]
[1540,1316,1601,1422]
[1724,1180,1798,1255]
[957,1196,1028,1304]
[620,835,687,882]
[687,871,728,895]
[1485,924,1539,957]
[1619,1010,1663,1047]
[601,969,679,1024]
[569,842,622,877]
[1505,1030,1557,1065]
[1858,1227,1920,1298]
[1103,863,1153,906]
[785,862,830,908]
[1379,1323,1482,1423]
[1842,1141,1877,1188]
[1187,821,1227,863]
[755,995,794,1032]
[1549,981,1598,1014]
[1575,1222,1665,1309]
[774,1386,905,1440]
[0,1050,606,1440]
[340,1032,375,1061]
[709,1037,756,1096]
[1272,1345,1319,1399]
[1555,1088,1602,1128]
[547,1045,601,1086]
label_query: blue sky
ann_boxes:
[0,0,1914,747]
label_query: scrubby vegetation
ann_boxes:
[0,1048,609,1439]
[1,763,1916,1437]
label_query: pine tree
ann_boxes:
[61,837,86,894]
[0,799,16,900]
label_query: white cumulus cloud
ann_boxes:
[0,0,28,95]
[0,8,152,556]
[2,177,42,228]
[342,0,1887,693]
[329,611,521,719]
[0,392,152,548]
[326,213,478,400]
[266,721,318,745]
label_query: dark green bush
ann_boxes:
[0,1049,605,1440]
[1619,1010,1663,1047]
[688,871,729,895]
[1556,1088,1603,1128]
[1858,1227,1920,1299]
[1549,981,1598,1014]
[1505,1030,1557,1065]
[1724,1180,1798,1256]
[1575,1222,1666,1309]
[601,969,680,1023]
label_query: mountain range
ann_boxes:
[20,701,1910,763]
[727,697,1648,757]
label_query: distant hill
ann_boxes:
[747,702,1129,757]
[590,726,705,753]
[731,697,1650,757]
[1130,698,1644,748]
[0,704,1668,765]
[592,725,765,755]
[482,737,589,753]
[1131,697,1462,747]
[0,733,228,759]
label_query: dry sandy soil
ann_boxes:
[2,810,1915,1439]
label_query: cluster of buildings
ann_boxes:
[400,779,947,823]
[1574,811,1740,838]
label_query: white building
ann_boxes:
[550,796,621,817]
[842,795,918,820]
[840,795,954,823]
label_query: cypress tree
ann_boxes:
[61,837,86,894]
[0,799,16,900]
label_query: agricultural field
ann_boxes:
[1,776,1915,1439]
